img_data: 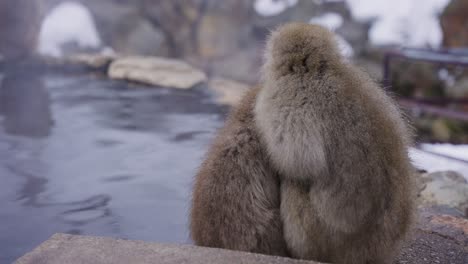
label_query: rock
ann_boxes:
[108,56,207,89]
[418,171,468,214]
[14,233,319,264]
[197,14,244,59]
[141,0,203,57]
[206,46,263,84]
[196,1,253,59]
[66,53,116,69]
[0,0,41,60]
[15,207,468,264]
[208,78,250,106]
[430,214,468,234]
[39,1,169,57]
[111,17,169,56]
[0,71,52,138]
[395,206,468,264]
[441,0,468,48]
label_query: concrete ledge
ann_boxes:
[14,207,468,264]
[14,234,319,264]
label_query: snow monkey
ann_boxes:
[191,23,415,264]
[190,85,288,256]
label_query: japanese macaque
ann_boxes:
[191,23,415,264]
[190,85,288,256]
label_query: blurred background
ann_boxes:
[0,0,467,263]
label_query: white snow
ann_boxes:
[38,1,101,57]
[438,69,456,87]
[254,0,298,17]
[310,13,343,31]
[421,144,468,162]
[309,13,354,58]
[346,0,451,47]
[101,47,116,56]
[335,36,354,58]
[254,0,450,47]
[410,144,468,180]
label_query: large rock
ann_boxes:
[197,14,247,59]
[110,17,169,56]
[66,53,116,69]
[196,0,253,59]
[0,0,41,60]
[39,0,170,57]
[141,0,203,57]
[76,1,170,57]
[108,56,207,89]
[395,206,468,264]
[418,171,468,215]
[14,233,319,264]
[15,207,468,264]
[0,70,52,138]
[206,46,263,83]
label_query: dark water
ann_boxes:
[0,70,227,263]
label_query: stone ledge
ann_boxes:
[14,207,468,264]
[14,233,319,264]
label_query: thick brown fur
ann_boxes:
[255,23,415,263]
[190,86,289,256]
[191,22,415,264]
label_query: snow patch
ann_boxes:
[254,0,298,17]
[421,144,468,162]
[335,35,354,58]
[438,69,456,87]
[309,13,353,57]
[310,13,343,31]
[255,0,450,47]
[410,144,468,180]
[38,1,101,57]
[101,47,116,56]
[346,0,451,47]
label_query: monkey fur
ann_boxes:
[190,85,289,256]
[191,23,415,264]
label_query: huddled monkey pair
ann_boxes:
[190,23,415,264]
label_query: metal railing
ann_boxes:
[382,47,468,164]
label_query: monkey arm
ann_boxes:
[310,181,379,234]
[190,86,289,257]
[308,142,395,235]
[190,142,288,256]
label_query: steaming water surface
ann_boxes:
[0,72,226,263]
